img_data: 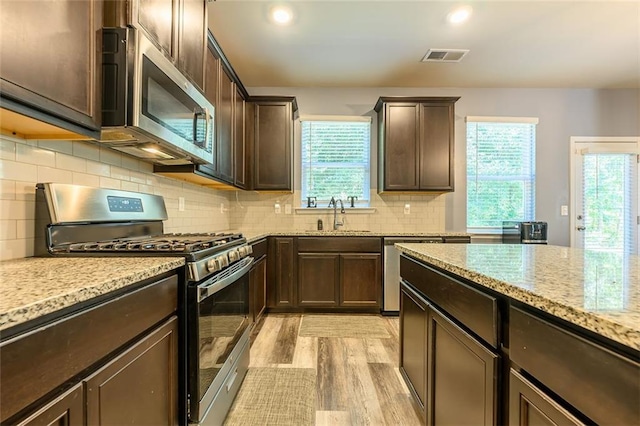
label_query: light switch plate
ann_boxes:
[404,204,410,215]
[275,203,281,214]
[561,205,568,216]
[178,197,185,212]
[285,204,292,214]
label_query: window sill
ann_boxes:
[295,207,376,215]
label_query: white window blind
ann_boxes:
[466,117,537,230]
[301,118,371,206]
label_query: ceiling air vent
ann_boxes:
[421,49,469,62]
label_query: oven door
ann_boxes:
[188,256,253,424]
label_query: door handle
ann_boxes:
[576,226,586,231]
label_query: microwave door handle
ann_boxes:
[197,257,253,302]
[193,107,206,148]
[204,107,211,152]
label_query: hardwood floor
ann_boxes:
[248,314,423,425]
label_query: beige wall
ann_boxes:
[0,134,230,260]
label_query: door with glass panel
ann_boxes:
[571,138,639,254]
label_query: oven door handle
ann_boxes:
[198,257,253,302]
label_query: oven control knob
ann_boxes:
[228,249,239,262]
[246,245,253,255]
[207,258,219,273]
[217,254,229,268]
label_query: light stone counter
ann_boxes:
[238,230,471,244]
[0,257,185,332]
[396,243,640,351]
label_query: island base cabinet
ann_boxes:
[427,306,498,426]
[399,282,428,419]
[16,384,83,426]
[84,316,178,425]
[509,370,584,426]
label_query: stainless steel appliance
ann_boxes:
[100,27,214,165]
[502,221,548,244]
[383,237,442,313]
[35,183,252,426]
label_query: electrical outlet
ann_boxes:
[220,203,225,214]
[285,204,292,214]
[404,203,411,215]
[275,203,281,214]
[561,205,568,216]
[178,197,185,212]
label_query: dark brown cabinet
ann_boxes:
[0,0,103,139]
[85,316,179,425]
[1,273,179,424]
[15,384,83,426]
[375,97,459,192]
[399,282,429,419]
[267,237,296,308]
[132,0,206,90]
[509,370,583,426]
[427,305,498,426]
[216,67,234,183]
[296,237,381,310]
[298,253,341,307]
[250,239,268,324]
[248,97,298,191]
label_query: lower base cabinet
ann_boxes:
[85,316,178,425]
[400,281,498,425]
[427,305,498,426]
[16,384,84,426]
[509,370,584,426]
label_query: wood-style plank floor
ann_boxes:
[247,314,423,425]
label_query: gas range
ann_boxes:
[35,183,250,282]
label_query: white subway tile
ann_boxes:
[0,138,16,160]
[37,166,73,184]
[16,219,35,239]
[99,147,122,166]
[0,200,35,220]
[99,176,121,189]
[138,161,153,173]
[73,141,101,161]
[37,140,74,155]
[0,220,17,239]
[121,154,140,171]
[130,171,147,184]
[14,181,37,201]
[72,172,100,187]
[0,238,33,260]
[0,180,16,200]
[120,181,139,192]
[56,153,87,173]
[0,159,38,181]
[16,144,55,167]
[110,166,130,181]
[86,160,111,177]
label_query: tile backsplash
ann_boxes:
[0,134,446,261]
[228,191,445,234]
[0,134,230,260]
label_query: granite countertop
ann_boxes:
[396,243,640,351]
[0,257,185,333]
[241,231,470,244]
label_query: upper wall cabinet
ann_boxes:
[105,0,207,91]
[247,96,298,191]
[0,0,103,140]
[375,97,459,193]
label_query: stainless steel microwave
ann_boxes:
[99,27,214,165]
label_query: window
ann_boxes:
[300,116,371,207]
[466,116,538,231]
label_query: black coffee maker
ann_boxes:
[502,221,548,244]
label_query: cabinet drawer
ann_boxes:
[510,306,640,426]
[297,237,381,253]
[251,238,267,259]
[400,255,498,348]
[0,274,178,422]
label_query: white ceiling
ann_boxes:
[208,0,640,89]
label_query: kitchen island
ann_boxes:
[396,243,639,426]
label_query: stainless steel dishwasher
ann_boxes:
[383,237,443,313]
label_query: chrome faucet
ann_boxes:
[328,197,345,230]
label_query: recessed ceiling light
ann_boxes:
[270,5,293,25]
[447,5,472,25]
